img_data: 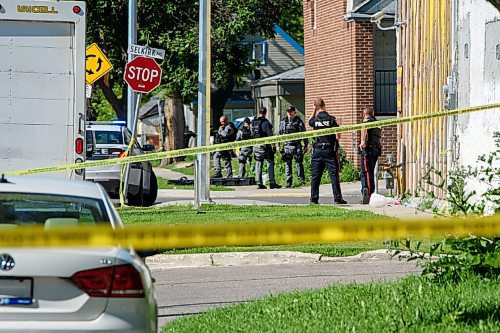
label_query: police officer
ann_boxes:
[213,115,236,178]
[252,107,282,189]
[236,117,253,177]
[309,98,347,205]
[359,107,382,204]
[277,105,308,188]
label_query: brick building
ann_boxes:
[303,0,398,166]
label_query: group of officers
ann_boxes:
[213,97,382,205]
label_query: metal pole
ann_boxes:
[122,93,142,203]
[447,0,458,176]
[127,0,137,129]
[195,0,211,209]
[157,100,164,150]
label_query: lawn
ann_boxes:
[156,177,234,191]
[118,204,438,257]
[163,274,500,332]
[119,204,386,225]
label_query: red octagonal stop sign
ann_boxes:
[124,56,162,93]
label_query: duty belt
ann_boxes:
[313,142,335,149]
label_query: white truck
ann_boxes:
[0,0,87,179]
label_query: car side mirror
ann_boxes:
[142,144,155,152]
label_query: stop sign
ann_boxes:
[124,56,162,93]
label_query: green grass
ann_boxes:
[118,205,441,257]
[156,177,234,191]
[163,275,500,332]
[119,204,385,225]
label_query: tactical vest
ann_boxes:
[313,112,337,144]
[216,123,237,143]
[365,116,381,146]
[240,126,253,140]
[251,117,267,138]
[284,117,301,134]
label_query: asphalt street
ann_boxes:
[154,260,421,327]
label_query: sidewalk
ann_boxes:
[153,167,432,220]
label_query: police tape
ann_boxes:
[3,102,500,176]
[1,216,499,249]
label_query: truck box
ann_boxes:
[0,0,87,179]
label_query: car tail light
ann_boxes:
[73,6,82,14]
[75,138,84,155]
[110,264,145,298]
[71,264,144,298]
[118,151,128,158]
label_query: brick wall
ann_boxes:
[380,125,397,164]
[303,1,397,167]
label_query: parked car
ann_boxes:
[0,176,157,333]
[233,117,249,130]
[86,121,158,206]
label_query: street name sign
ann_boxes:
[128,44,166,60]
[124,56,162,93]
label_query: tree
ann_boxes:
[86,0,292,160]
[277,0,304,46]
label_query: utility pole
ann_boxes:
[194,0,211,209]
[127,0,137,129]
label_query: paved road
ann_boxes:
[153,260,420,328]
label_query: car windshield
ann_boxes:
[95,130,123,145]
[0,193,109,227]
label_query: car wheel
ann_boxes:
[142,171,158,207]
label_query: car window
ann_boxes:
[123,130,143,153]
[95,131,123,145]
[0,193,110,227]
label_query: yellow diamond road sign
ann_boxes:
[86,43,113,85]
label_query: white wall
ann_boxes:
[455,0,500,168]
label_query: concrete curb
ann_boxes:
[144,249,418,270]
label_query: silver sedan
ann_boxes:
[0,176,157,333]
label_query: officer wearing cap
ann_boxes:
[277,105,308,188]
[236,117,253,177]
[309,98,347,205]
[359,107,382,204]
[251,107,281,189]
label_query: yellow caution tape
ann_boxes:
[3,103,500,176]
[0,216,499,249]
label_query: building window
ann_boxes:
[309,0,317,31]
[251,42,268,65]
[374,70,397,116]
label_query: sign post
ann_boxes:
[122,55,163,204]
[195,0,212,209]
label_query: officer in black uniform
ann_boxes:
[213,115,236,178]
[236,117,253,177]
[252,107,281,189]
[277,105,308,188]
[309,98,347,205]
[359,107,382,204]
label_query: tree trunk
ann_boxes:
[97,79,127,120]
[211,80,235,126]
[161,94,185,164]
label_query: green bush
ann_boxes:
[273,146,359,186]
[405,132,500,281]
